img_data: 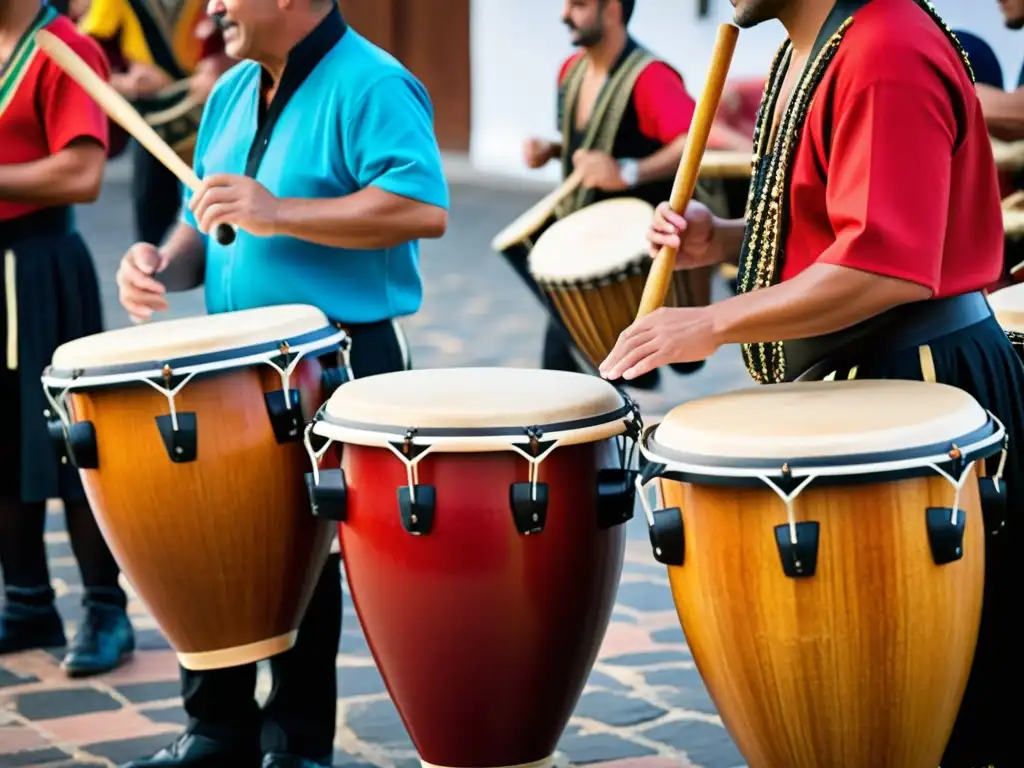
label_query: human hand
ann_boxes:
[189,174,279,238]
[573,149,628,191]
[647,200,720,269]
[599,306,720,382]
[118,63,174,98]
[117,243,169,322]
[523,138,557,169]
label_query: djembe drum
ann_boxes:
[527,197,712,374]
[304,367,643,768]
[636,379,1006,768]
[40,304,349,670]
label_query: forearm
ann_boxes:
[273,186,447,249]
[708,122,754,152]
[976,84,1024,141]
[157,223,206,291]
[637,134,688,185]
[710,263,932,345]
[0,144,104,206]
[712,215,747,266]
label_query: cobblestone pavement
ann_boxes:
[1,170,752,767]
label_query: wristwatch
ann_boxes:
[618,159,640,187]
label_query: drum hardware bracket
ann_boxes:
[303,420,347,521]
[635,470,685,565]
[320,336,354,397]
[596,469,637,529]
[42,381,99,469]
[264,343,310,444]
[979,435,1009,536]
[508,426,559,535]
[388,430,436,535]
[924,448,977,565]
[143,367,199,463]
[764,466,820,579]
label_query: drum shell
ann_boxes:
[537,263,713,370]
[658,471,985,768]
[67,357,335,669]
[336,437,627,767]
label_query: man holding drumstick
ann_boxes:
[114,0,448,766]
[602,0,1021,766]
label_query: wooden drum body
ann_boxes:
[305,368,643,768]
[528,198,712,374]
[636,380,1006,768]
[41,305,350,670]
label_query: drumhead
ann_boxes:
[643,380,1003,482]
[44,304,345,387]
[986,283,1024,332]
[528,198,653,283]
[312,367,635,451]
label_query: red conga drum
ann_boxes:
[41,305,350,669]
[305,367,643,768]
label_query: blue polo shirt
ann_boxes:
[180,8,449,324]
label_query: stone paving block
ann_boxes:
[613,582,675,613]
[584,670,629,692]
[130,630,172,652]
[603,651,690,667]
[0,725,52,754]
[337,664,387,698]
[82,733,185,765]
[112,681,181,705]
[649,627,685,645]
[644,669,716,715]
[639,720,745,768]
[343,699,415,751]
[37,708,179,747]
[340,630,370,655]
[572,691,667,727]
[0,746,75,765]
[140,706,188,728]
[15,688,122,721]
[557,732,657,764]
[0,668,37,689]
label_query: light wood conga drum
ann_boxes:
[636,379,1006,768]
[527,197,713,373]
[305,367,643,768]
[40,305,348,670]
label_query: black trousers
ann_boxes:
[132,141,182,246]
[180,319,411,760]
[804,316,1021,768]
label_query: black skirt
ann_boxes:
[0,207,104,504]
[804,315,1021,768]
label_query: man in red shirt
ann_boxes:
[519,0,718,387]
[602,1,1019,765]
[0,0,135,676]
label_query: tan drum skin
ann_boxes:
[528,198,712,371]
[43,306,342,670]
[640,380,1001,768]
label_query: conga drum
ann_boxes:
[527,197,712,374]
[40,304,349,670]
[304,367,643,768]
[636,379,1006,768]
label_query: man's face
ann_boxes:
[999,0,1024,30]
[207,0,282,59]
[730,0,793,29]
[562,0,607,47]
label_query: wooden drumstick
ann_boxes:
[635,23,739,318]
[34,29,236,246]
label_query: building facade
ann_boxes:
[343,0,1024,182]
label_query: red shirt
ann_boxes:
[0,14,110,221]
[558,51,696,147]
[779,0,1003,298]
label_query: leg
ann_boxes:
[60,499,135,677]
[260,554,342,765]
[132,141,182,245]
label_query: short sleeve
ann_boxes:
[816,74,959,293]
[344,74,449,210]
[632,63,695,145]
[39,33,110,153]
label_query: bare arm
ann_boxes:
[976,83,1024,141]
[711,215,747,267]
[710,263,931,345]
[272,186,447,250]
[155,222,206,291]
[636,133,688,185]
[0,140,105,205]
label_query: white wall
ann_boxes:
[469,0,1023,181]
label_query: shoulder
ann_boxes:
[204,60,259,114]
[44,16,110,76]
[325,31,433,107]
[558,51,585,85]
[635,59,685,90]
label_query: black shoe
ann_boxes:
[0,589,66,655]
[121,732,261,767]
[62,601,135,677]
[262,754,333,768]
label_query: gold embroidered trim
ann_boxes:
[736,0,975,385]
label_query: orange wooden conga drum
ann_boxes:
[40,305,348,670]
[636,379,1005,768]
[304,367,643,768]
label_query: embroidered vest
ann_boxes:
[736,0,975,384]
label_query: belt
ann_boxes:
[0,206,73,248]
[785,291,994,382]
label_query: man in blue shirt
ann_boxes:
[114,1,449,766]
